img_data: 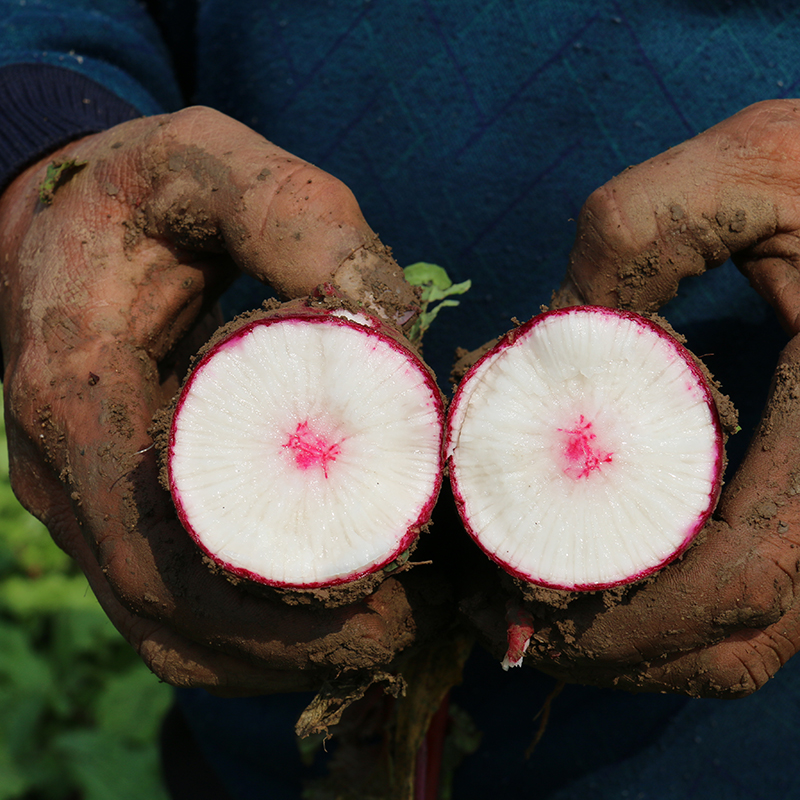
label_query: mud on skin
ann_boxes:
[0,107,445,698]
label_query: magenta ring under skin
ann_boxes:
[168,308,445,590]
[446,305,725,593]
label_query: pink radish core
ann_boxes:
[283,420,342,478]
[446,305,724,592]
[558,415,613,480]
[168,310,445,590]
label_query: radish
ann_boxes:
[446,305,726,592]
[163,298,445,603]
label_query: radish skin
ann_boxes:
[166,301,445,597]
[446,306,724,592]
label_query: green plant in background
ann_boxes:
[0,402,172,800]
[403,262,471,345]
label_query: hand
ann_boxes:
[0,106,440,695]
[464,99,800,698]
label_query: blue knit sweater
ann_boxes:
[0,0,793,380]
[1,2,799,798]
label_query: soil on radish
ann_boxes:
[153,295,445,608]
[447,307,739,605]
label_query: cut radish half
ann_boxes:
[167,305,444,592]
[446,306,724,592]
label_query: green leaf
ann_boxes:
[38,159,88,205]
[50,606,124,664]
[94,666,174,745]
[0,690,49,763]
[403,262,471,344]
[403,262,454,291]
[0,511,71,577]
[0,622,55,695]
[0,573,99,619]
[0,625,57,762]
[54,730,170,800]
[426,281,472,304]
[418,299,461,332]
[0,743,30,800]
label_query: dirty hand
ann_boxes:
[466,100,800,698]
[0,106,435,694]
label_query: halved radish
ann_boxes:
[166,302,444,600]
[446,306,724,592]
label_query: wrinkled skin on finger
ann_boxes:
[0,106,445,695]
[557,100,800,332]
[464,99,800,698]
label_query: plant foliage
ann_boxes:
[403,262,471,344]
[0,402,172,800]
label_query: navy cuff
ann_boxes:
[0,62,143,191]
[0,63,145,377]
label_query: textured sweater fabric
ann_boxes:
[1,1,799,798]
[0,0,180,183]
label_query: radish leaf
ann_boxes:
[403,262,471,343]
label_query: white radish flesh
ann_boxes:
[446,306,723,591]
[168,311,444,589]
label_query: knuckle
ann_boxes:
[707,653,762,698]
[137,639,193,688]
[721,99,800,172]
[578,182,651,258]
[740,550,797,625]
[734,98,800,137]
[278,161,359,218]
[163,105,227,140]
[134,630,196,688]
[309,170,359,211]
[698,632,788,698]
[98,545,164,621]
[735,586,784,629]
[571,181,665,309]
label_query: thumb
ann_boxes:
[556,100,800,319]
[133,106,420,328]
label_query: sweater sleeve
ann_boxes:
[0,0,185,189]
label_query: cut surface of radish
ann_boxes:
[446,306,723,591]
[168,310,444,589]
